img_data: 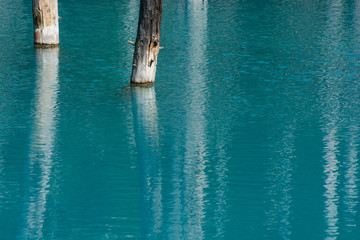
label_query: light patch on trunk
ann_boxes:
[34,25,59,45]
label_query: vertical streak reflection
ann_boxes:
[167,1,209,239]
[355,0,360,40]
[182,0,209,238]
[278,128,294,240]
[353,0,360,40]
[123,0,138,55]
[131,86,162,239]
[322,120,340,240]
[343,126,359,228]
[23,48,59,238]
[0,95,6,202]
[342,1,360,230]
[0,135,4,205]
[265,122,295,240]
[321,1,344,239]
[213,129,229,239]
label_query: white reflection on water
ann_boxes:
[343,126,359,229]
[342,1,360,230]
[122,0,138,55]
[265,122,295,240]
[353,0,360,40]
[131,86,163,239]
[322,119,340,240]
[213,128,229,239]
[166,0,210,239]
[182,0,208,238]
[355,0,360,36]
[321,0,344,239]
[0,136,4,203]
[22,48,59,238]
[0,96,5,202]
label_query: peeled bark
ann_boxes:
[32,0,59,47]
[131,0,163,84]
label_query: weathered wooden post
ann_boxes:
[32,0,59,47]
[130,0,163,84]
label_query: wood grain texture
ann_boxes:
[131,0,163,84]
[33,0,59,46]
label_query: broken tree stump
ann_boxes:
[130,0,163,84]
[32,0,59,47]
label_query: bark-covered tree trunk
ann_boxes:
[32,0,59,47]
[131,0,163,84]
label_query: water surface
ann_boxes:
[1,0,360,239]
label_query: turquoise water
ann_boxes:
[1,0,360,239]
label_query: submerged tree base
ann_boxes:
[130,82,155,87]
[34,43,59,48]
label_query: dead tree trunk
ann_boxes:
[130,0,163,84]
[32,0,59,47]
